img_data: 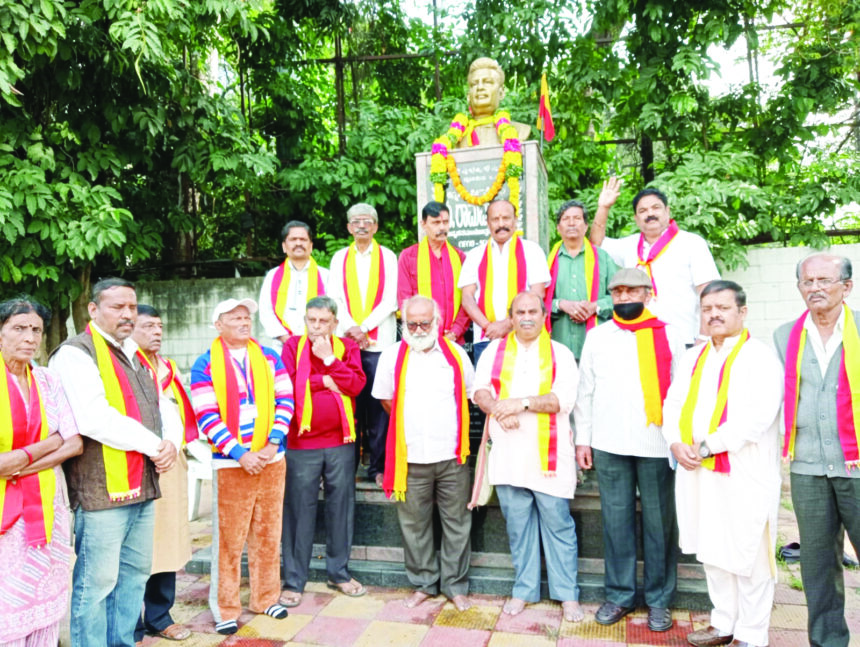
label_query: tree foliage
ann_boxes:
[0,0,858,344]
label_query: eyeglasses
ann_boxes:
[799,278,844,289]
[349,218,375,226]
[405,320,434,331]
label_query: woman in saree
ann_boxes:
[0,298,82,646]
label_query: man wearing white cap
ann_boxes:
[190,298,295,635]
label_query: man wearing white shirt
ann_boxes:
[327,203,398,486]
[259,221,330,349]
[132,305,194,644]
[49,278,177,647]
[472,292,582,622]
[373,296,475,612]
[663,281,783,647]
[574,268,685,632]
[589,187,720,345]
[459,200,550,363]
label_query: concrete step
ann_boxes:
[186,544,709,609]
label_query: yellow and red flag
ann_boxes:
[537,73,555,142]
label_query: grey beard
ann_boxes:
[403,325,439,351]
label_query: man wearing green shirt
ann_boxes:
[546,184,620,360]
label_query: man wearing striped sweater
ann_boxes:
[190,298,294,635]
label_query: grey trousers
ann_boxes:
[791,472,860,647]
[592,449,677,609]
[395,459,472,598]
[282,443,355,592]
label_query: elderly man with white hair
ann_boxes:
[328,203,398,487]
[372,295,475,611]
[190,298,294,635]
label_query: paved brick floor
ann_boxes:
[129,467,860,646]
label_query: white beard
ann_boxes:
[402,323,439,352]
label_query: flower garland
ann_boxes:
[430,111,523,214]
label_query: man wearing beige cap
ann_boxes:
[574,268,685,631]
[190,298,295,635]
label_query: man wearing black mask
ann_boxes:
[573,268,686,632]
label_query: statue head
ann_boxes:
[467,57,506,118]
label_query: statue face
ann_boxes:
[468,67,504,117]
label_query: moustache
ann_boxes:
[708,318,724,326]
[519,320,535,327]
[119,319,135,327]
[645,215,659,222]
[494,227,511,234]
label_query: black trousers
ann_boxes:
[134,571,176,640]
[355,350,389,479]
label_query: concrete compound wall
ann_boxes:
[136,243,860,374]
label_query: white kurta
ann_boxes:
[662,334,783,577]
[328,243,399,350]
[602,230,720,344]
[473,338,578,499]
[458,238,551,342]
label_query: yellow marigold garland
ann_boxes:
[430,111,523,214]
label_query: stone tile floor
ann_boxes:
[129,468,860,647]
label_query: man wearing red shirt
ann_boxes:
[280,296,367,606]
[397,202,471,342]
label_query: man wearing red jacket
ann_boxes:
[280,296,367,607]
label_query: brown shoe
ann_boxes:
[158,624,191,641]
[687,626,733,646]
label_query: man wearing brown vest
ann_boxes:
[50,278,177,647]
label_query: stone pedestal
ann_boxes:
[415,140,550,253]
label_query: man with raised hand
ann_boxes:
[774,253,858,647]
[663,281,783,647]
[472,291,582,622]
[372,295,475,612]
[190,298,294,635]
[574,268,685,632]
[397,201,471,343]
[545,189,618,361]
[459,200,550,363]
[590,187,720,347]
[280,296,366,606]
[259,220,329,349]
[327,203,398,487]
[50,278,176,647]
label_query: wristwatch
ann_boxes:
[698,440,712,459]
[521,398,530,411]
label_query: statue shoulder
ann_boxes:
[512,121,531,141]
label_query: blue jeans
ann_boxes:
[496,484,579,602]
[71,501,155,647]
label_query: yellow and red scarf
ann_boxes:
[544,239,600,332]
[209,337,274,452]
[783,305,860,466]
[295,335,356,443]
[417,236,462,333]
[679,329,751,473]
[138,352,199,446]
[477,234,527,336]
[383,338,470,500]
[491,330,558,475]
[0,360,55,547]
[636,220,679,296]
[343,240,385,341]
[88,323,147,501]
[612,309,672,426]
[270,258,326,335]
